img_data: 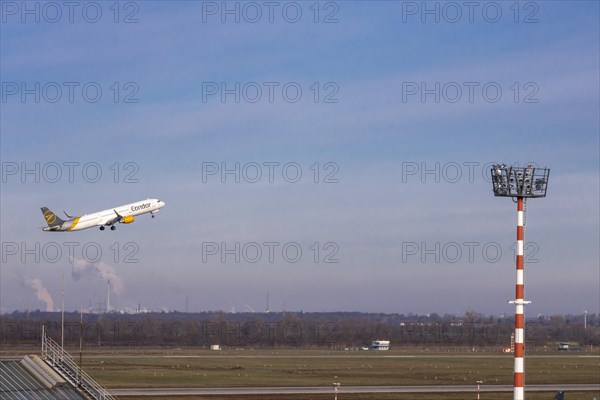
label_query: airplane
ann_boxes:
[41,198,165,232]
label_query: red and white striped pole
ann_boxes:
[510,197,530,400]
[492,164,549,399]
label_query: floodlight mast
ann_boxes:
[490,164,549,400]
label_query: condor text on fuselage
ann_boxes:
[41,199,165,232]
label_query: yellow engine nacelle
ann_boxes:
[121,215,135,224]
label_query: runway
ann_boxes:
[111,383,600,396]
[92,353,599,359]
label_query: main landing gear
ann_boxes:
[100,226,105,231]
[99,225,116,231]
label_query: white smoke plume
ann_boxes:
[69,257,125,295]
[24,278,54,312]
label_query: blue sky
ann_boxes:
[1,1,598,315]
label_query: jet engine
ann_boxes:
[121,215,135,224]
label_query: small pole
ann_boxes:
[79,305,83,386]
[333,377,340,400]
[61,273,65,359]
[476,380,484,399]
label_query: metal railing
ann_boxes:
[42,327,118,400]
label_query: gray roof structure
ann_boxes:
[0,359,86,400]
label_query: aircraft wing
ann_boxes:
[103,210,124,226]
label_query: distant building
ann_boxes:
[210,344,221,351]
[371,340,390,350]
[558,342,569,351]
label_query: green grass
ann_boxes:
[70,349,600,389]
[3,347,597,398]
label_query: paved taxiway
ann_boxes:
[112,383,600,396]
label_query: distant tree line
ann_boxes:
[1,310,598,349]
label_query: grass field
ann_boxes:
[3,348,598,398]
[73,350,598,389]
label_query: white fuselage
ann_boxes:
[44,199,165,231]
